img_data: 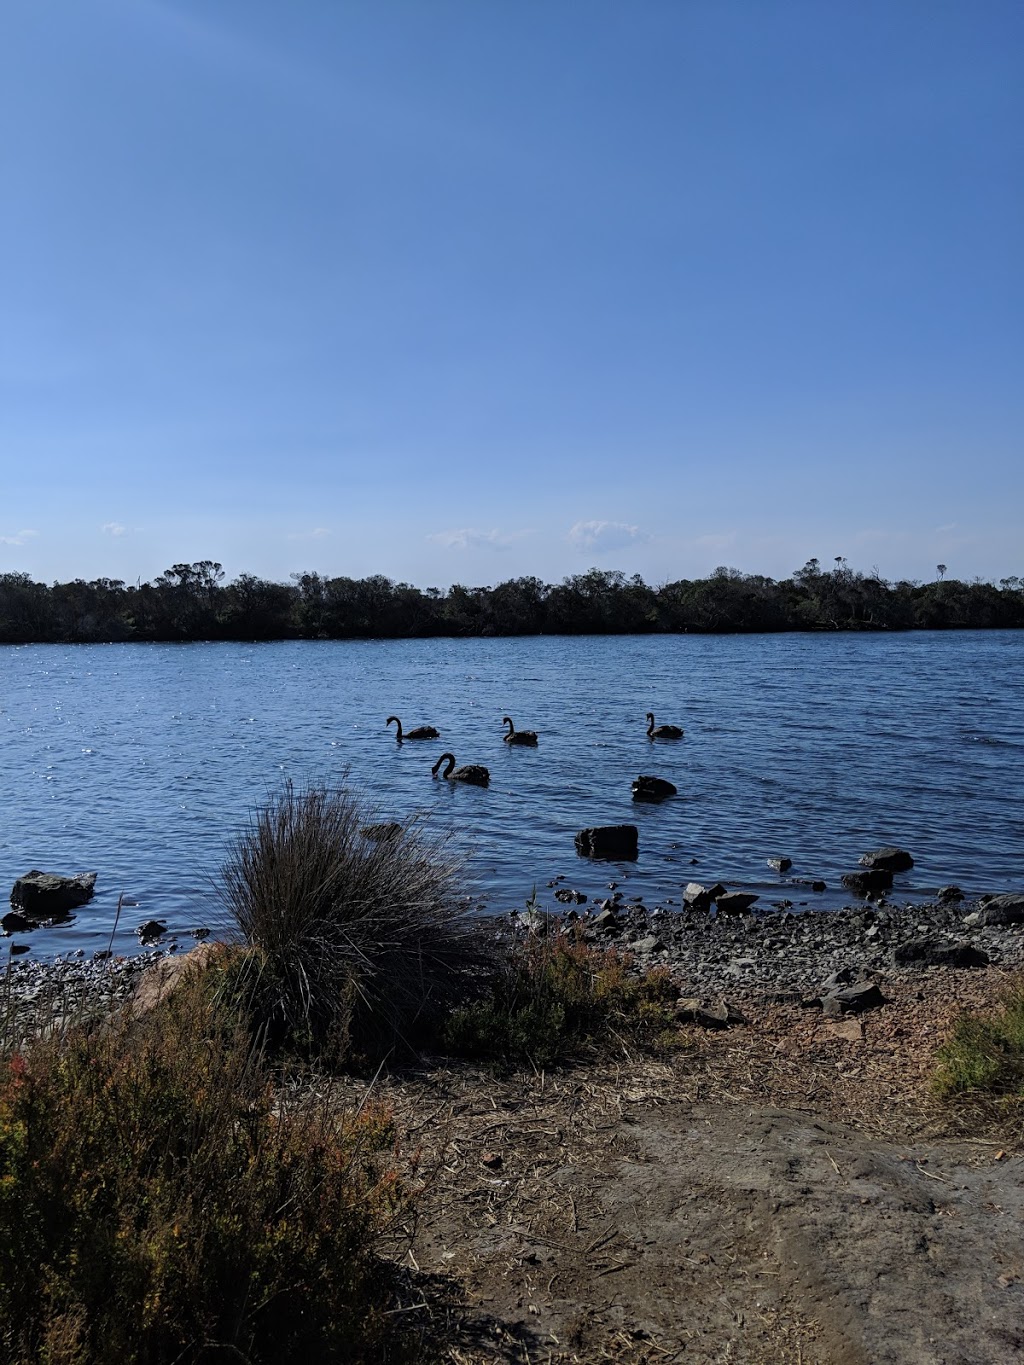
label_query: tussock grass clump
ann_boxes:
[442,932,682,1070]
[0,975,409,1365]
[220,781,492,1057]
[934,978,1024,1100]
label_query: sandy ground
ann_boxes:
[344,965,1024,1364]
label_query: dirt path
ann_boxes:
[364,967,1024,1363]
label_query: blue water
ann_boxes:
[1,632,1022,958]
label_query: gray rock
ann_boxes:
[962,894,1024,928]
[716,892,759,915]
[820,981,887,1015]
[892,938,989,969]
[137,920,167,944]
[575,825,639,860]
[592,907,620,933]
[631,934,665,954]
[10,870,97,918]
[683,881,727,910]
[554,888,587,905]
[841,869,894,895]
[859,847,914,873]
[767,857,793,873]
[675,997,747,1029]
[936,885,964,903]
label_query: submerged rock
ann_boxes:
[842,869,894,896]
[716,892,759,916]
[859,847,914,873]
[767,857,793,873]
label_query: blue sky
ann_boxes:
[1,0,1021,588]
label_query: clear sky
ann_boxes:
[1,0,1021,589]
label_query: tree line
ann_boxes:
[0,558,1021,644]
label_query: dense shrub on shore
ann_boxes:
[1,559,1022,643]
[442,932,682,1070]
[0,975,411,1365]
[219,782,493,1058]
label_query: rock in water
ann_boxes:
[858,847,914,872]
[575,825,639,860]
[767,857,793,873]
[716,892,759,915]
[10,870,97,918]
[631,775,677,802]
[841,869,894,895]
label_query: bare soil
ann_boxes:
[349,965,1024,1364]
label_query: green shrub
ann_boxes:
[0,978,410,1365]
[934,980,1024,1098]
[442,932,682,1070]
[219,782,493,1058]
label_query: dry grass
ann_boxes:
[219,780,494,1057]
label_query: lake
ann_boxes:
[2,632,1023,959]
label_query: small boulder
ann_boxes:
[683,881,726,910]
[10,870,97,918]
[137,919,167,944]
[2,910,35,933]
[859,847,914,873]
[963,894,1024,928]
[554,888,587,905]
[936,885,964,903]
[842,869,894,896]
[716,892,759,915]
[591,907,621,934]
[675,998,747,1029]
[575,825,639,861]
[631,934,665,954]
[820,981,887,1016]
[892,938,989,969]
[632,775,677,803]
[767,857,793,873]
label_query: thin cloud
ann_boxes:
[567,520,648,552]
[286,527,331,541]
[428,527,520,550]
[101,522,128,537]
[0,529,39,547]
[935,523,957,534]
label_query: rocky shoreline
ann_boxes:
[5,890,1023,1046]
[507,892,1024,1000]
[1,951,162,1045]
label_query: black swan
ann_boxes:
[646,712,683,739]
[632,775,677,802]
[431,752,490,786]
[502,716,538,746]
[386,715,439,741]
